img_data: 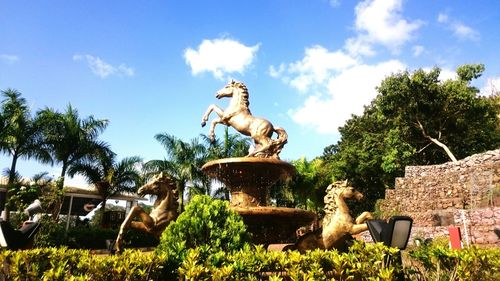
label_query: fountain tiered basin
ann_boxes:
[202,157,317,244]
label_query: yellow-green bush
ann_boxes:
[177,241,402,280]
[1,242,499,280]
[0,247,164,281]
[406,244,500,281]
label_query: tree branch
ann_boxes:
[416,119,458,162]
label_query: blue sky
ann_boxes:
[1,0,500,186]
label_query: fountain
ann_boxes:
[201,81,317,244]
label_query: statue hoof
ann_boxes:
[201,121,206,127]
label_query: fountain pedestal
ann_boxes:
[202,157,317,244]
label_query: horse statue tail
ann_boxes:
[271,127,288,158]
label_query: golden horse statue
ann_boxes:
[294,180,373,252]
[201,80,288,159]
[115,173,179,253]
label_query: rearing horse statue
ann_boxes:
[294,180,373,252]
[201,80,288,159]
[115,173,178,253]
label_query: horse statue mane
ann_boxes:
[322,180,351,223]
[233,81,250,110]
[294,180,373,252]
[114,172,179,253]
[201,80,288,159]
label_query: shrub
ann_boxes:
[1,242,498,280]
[177,241,402,280]
[33,218,158,249]
[406,244,500,280]
[0,248,164,281]
[155,195,251,276]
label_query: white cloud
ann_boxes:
[438,68,457,81]
[271,45,406,134]
[0,54,19,64]
[412,45,424,57]
[269,63,286,78]
[345,0,423,56]
[270,46,358,92]
[288,60,405,134]
[437,12,479,41]
[329,0,341,7]
[184,38,260,80]
[451,22,479,41]
[481,77,500,96]
[437,13,449,23]
[73,54,135,78]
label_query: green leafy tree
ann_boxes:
[144,134,207,211]
[0,89,52,221]
[325,64,500,213]
[68,153,142,226]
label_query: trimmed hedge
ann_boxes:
[0,248,164,281]
[1,242,499,280]
[406,244,500,281]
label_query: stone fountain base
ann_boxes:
[202,157,317,245]
[234,206,317,244]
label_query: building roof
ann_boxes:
[1,183,146,216]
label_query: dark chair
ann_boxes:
[0,220,41,250]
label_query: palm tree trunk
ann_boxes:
[100,198,107,227]
[177,182,185,212]
[53,163,68,220]
[2,154,18,221]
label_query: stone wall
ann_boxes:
[377,149,500,247]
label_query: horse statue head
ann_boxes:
[323,180,365,218]
[138,172,177,198]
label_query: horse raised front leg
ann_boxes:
[115,206,154,253]
[208,117,223,142]
[201,104,224,127]
[349,211,373,236]
[355,211,373,224]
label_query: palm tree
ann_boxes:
[203,127,251,160]
[38,105,110,190]
[144,133,207,211]
[68,153,142,226]
[0,89,52,221]
[201,127,251,199]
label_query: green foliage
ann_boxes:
[1,241,498,280]
[324,65,500,214]
[406,245,500,280]
[155,195,251,276]
[33,221,158,249]
[177,241,401,280]
[272,157,333,212]
[0,248,164,281]
[33,216,67,248]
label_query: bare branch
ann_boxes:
[416,119,458,162]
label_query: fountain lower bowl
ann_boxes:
[232,206,317,244]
